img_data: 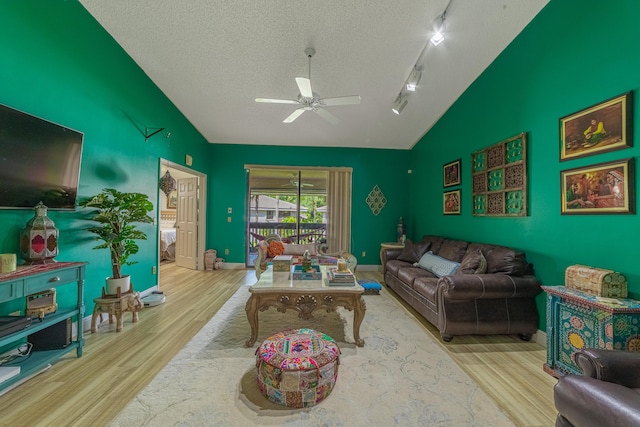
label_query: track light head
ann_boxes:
[430,10,446,46]
[430,30,444,46]
[392,95,408,115]
[406,69,422,91]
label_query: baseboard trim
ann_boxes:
[534,328,546,347]
[355,264,379,272]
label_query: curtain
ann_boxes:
[326,170,352,252]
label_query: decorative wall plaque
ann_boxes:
[365,185,387,216]
[472,132,528,216]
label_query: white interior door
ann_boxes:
[175,177,198,269]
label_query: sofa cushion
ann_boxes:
[397,240,431,263]
[456,249,488,275]
[419,235,444,254]
[398,266,435,287]
[415,251,460,277]
[413,276,439,303]
[386,259,414,276]
[267,240,285,257]
[484,246,529,275]
[437,239,469,262]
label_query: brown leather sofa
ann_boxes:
[554,349,640,427]
[382,235,541,342]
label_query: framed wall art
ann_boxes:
[443,159,461,187]
[560,91,633,161]
[472,132,527,216]
[167,190,178,208]
[561,158,634,214]
[443,189,461,215]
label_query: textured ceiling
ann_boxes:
[80,0,548,150]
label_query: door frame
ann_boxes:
[158,159,207,271]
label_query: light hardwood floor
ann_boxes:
[0,264,557,427]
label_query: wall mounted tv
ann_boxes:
[0,103,83,210]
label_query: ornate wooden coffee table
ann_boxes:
[245,265,366,347]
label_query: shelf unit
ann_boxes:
[0,262,86,392]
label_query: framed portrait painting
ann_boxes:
[560,91,633,161]
[443,159,461,187]
[443,189,461,215]
[561,158,634,214]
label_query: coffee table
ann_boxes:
[245,265,366,347]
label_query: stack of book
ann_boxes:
[326,267,355,285]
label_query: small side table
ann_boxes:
[91,292,143,333]
[380,242,404,272]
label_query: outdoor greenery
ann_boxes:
[278,195,325,223]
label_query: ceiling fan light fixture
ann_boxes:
[392,95,408,115]
[406,69,422,92]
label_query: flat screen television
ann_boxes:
[0,103,84,210]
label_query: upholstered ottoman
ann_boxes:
[255,328,340,408]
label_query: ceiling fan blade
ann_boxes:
[255,98,299,104]
[321,95,361,106]
[315,107,340,124]
[295,77,313,98]
[283,108,306,123]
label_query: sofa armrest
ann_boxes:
[381,248,402,265]
[438,274,542,300]
[575,349,640,387]
[554,375,640,427]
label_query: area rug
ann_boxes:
[111,285,514,426]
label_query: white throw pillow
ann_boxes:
[283,243,317,256]
[414,251,460,277]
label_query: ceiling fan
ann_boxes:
[255,48,361,124]
[281,173,313,188]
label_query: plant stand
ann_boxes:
[91,286,143,333]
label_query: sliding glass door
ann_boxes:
[246,168,328,267]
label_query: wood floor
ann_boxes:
[0,264,557,427]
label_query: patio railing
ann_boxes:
[248,222,326,248]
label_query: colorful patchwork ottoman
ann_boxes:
[255,328,340,408]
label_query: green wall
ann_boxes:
[207,144,410,265]
[411,0,640,328]
[0,1,411,313]
[0,1,210,309]
[3,0,636,334]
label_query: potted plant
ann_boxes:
[79,188,154,295]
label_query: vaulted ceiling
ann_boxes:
[80,0,549,150]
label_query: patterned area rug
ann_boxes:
[111,285,514,426]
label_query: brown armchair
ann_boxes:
[554,348,640,427]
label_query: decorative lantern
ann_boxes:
[159,170,177,197]
[20,201,59,265]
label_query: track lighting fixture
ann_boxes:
[392,94,408,115]
[430,9,447,46]
[406,68,422,92]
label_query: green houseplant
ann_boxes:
[79,188,154,294]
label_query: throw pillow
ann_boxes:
[415,251,460,277]
[455,249,487,275]
[397,240,431,263]
[267,240,285,258]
